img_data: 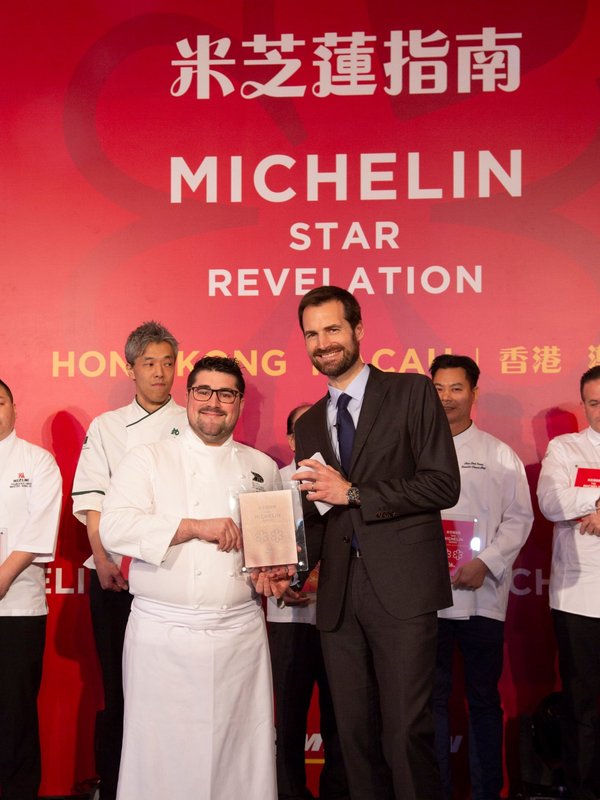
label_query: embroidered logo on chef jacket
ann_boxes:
[9,472,32,489]
[170,428,181,436]
[251,471,265,490]
[461,460,487,471]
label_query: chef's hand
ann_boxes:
[452,558,489,590]
[250,565,296,598]
[94,554,128,592]
[280,587,311,607]
[579,510,600,536]
[196,517,242,551]
[172,517,242,551]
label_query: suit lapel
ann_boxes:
[350,368,388,473]
[316,395,339,469]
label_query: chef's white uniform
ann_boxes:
[537,426,600,798]
[72,396,187,568]
[101,427,280,800]
[0,430,61,798]
[72,395,187,799]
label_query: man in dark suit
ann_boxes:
[292,286,460,800]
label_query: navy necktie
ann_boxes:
[336,393,355,477]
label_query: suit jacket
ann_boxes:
[294,366,460,631]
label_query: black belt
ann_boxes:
[350,547,363,558]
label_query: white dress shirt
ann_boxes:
[326,363,370,462]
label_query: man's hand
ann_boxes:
[0,551,42,599]
[94,554,128,592]
[86,510,128,590]
[579,510,600,536]
[280,587,311,607]
[452,557,489,590]
[250,565,296,598]
[293,459,351,506]
[173,517,242,551]
[196,517,242,551]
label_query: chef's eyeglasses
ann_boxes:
[189,386,243,404]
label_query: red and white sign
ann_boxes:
[3,0,599,795]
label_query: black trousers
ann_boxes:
[553,609,600,800]
[269,620,348,800]
[433,616,505,800]
[320,557,442,800]
[89,570,133,800]
[0,615,46,800]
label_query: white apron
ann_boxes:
[118,598,277,800]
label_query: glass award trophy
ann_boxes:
[441,513,482,575]
[232,477,307,572]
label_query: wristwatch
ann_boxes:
[347,485,361,507]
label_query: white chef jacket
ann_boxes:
[100,426,282,610]
[537,426,600,617]
[439,423,533,621]
[72,396,187,568]
[267,460,316,624]
[0,431,62,616]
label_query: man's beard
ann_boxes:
[310,341,360,378]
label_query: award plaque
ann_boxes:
[239,484,308,570]
[441,514,481,575]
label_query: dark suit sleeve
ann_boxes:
[357,375,460,523]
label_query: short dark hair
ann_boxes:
[286,404,311,435]
[297,286,362,331]
[124,321,178,366]
[429,354,480,389]
[187,356,246,395]
[0,379,14,403]
[580,365,600,399]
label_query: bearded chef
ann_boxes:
[100,356,292,800]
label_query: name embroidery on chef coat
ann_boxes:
[9,472,32,489]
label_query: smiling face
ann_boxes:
[0,386,16,442]
[126,341,176,413]
[582,378,600,434]
[301,299,364,388]
[186,369,244,446]
[432,367,478,436]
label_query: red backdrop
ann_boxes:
[3,0,600,795]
